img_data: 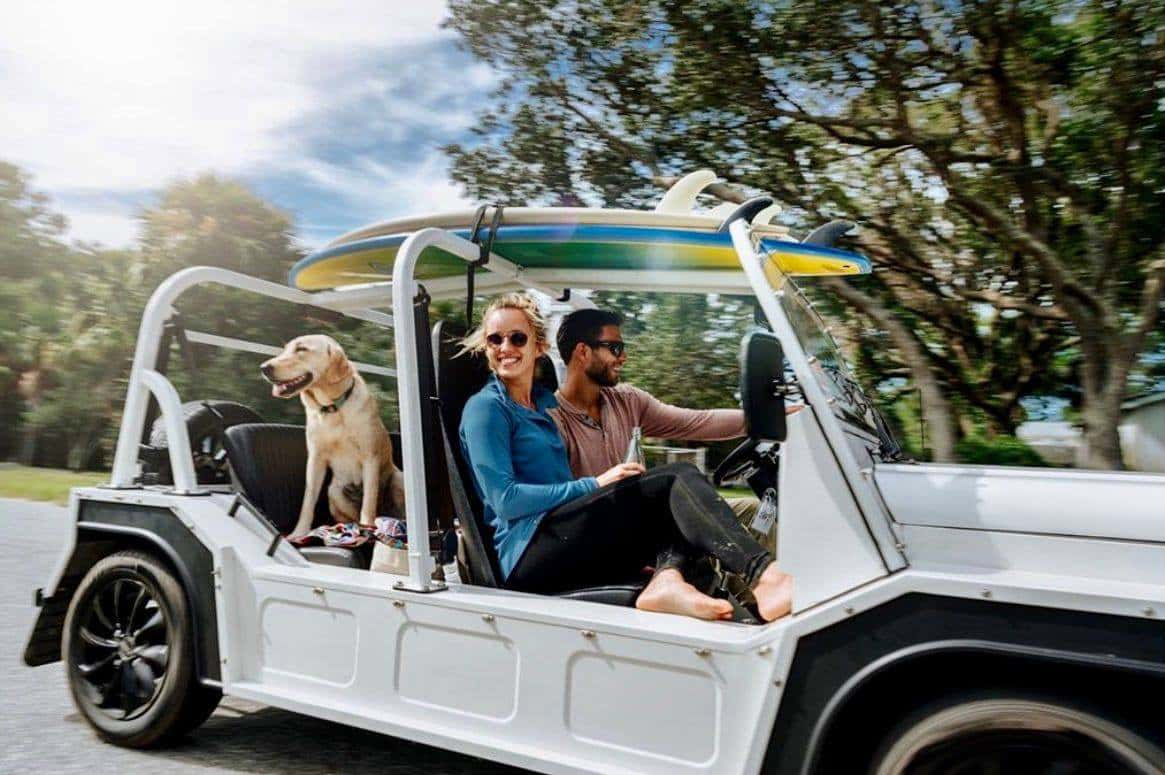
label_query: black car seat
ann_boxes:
[223,423,403,569]
[432,320,647,606]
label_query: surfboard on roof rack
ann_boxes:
[288,171,871,292]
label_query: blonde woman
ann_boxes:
[459,293,792,622]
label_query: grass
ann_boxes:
[0,464,109,505]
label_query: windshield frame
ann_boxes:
[728,219,906,571]
[771,276,902,457]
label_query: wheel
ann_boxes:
[147,400,262,485]
[63,550,214,747]
[870,693,1165,775]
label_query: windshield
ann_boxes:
[765,275,902,459]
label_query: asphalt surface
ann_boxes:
[0,498,523,775]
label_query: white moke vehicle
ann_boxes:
[22,175,1165,774]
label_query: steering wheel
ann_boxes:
[713,438,762,488]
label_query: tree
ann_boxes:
[444,0,1165,468]
[0,162,75,463]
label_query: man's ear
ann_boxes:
[567,341,588,366]
[324,343,353,385]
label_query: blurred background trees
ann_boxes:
[2,0,1162,471]
[444,0,1165,468]
[0,168,397,469]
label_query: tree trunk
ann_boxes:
[1079,390,1125,470]
[823,277,957,462]
[17,423,38,466]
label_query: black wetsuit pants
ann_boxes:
[505,463,773,595]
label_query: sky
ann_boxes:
[0,0,487,249]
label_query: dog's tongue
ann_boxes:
[272,383,285,398]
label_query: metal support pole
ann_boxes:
[728,220,905,571]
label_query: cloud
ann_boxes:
[0,0,487,247]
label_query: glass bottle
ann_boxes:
[624,426,647,467]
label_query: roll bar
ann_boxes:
[110,232,592,592]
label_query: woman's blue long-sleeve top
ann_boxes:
[460,374,598,578]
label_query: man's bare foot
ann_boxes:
[753,563,793,622]
[636,569,734,621]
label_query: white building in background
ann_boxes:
[1119,393,1165,472]
[1016,420,1082,466]
[1017,392,1165,472]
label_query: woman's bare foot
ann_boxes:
[636,569,733,621]
[752,563,793,622]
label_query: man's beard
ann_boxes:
[585,359,619,387]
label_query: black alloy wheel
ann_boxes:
[64,550,216,747]
[72,573,169,721]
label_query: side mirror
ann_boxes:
[740,330,787,443]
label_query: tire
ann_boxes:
[63,550,213,747]
[147,400,263,485]
[869,692,1165,775]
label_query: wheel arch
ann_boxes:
[802,639,1165,774]
[24,500,220,685]
[757,593,1165,775]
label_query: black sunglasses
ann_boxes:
[589,340,626,357]
[486,331,529,348]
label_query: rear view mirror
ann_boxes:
[740,331,787,442]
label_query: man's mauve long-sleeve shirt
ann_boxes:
[549,384,746,477]
[460,374,598,578]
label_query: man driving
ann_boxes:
[548,308,798,553]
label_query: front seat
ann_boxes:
[432,320,647,606]
[223,423,402,569]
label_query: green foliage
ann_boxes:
[444,0,1165,467]
[0,163,415,468]
[596,291,754,411]
[954,436,1049,468]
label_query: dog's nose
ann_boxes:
[260,362,274,378]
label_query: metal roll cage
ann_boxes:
[109,220,902,595]
[109,226,594,592]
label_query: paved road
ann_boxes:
[0,498,522,774]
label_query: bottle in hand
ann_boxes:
[624,426,647,467]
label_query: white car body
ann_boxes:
[24,209,1165,774]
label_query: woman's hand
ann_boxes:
[596,462,646,487]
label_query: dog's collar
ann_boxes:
[319,379,356,414]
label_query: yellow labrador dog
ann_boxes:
[260,334,404,537]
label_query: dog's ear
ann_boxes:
[324,342,353,386]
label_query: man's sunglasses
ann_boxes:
[486,331,529,348]
[589,340,626,357]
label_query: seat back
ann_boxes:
[223,422,402,532]
[432,321,501,586]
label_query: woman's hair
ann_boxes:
[460,292,550,357]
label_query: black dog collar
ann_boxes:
[319,379,356,414]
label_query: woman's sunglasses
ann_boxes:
[589,340,626,357]
[486,331,529,348]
